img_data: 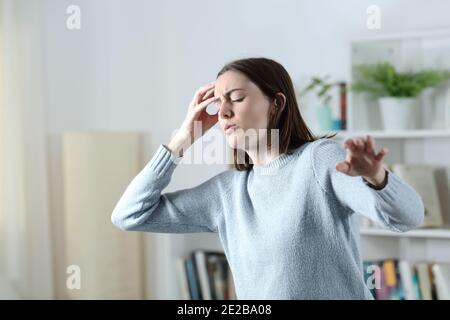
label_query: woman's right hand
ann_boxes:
[167,82,219,157]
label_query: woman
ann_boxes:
[111,57,424,299]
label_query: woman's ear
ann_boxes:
[273,93,286,112]
[269,93,287,127]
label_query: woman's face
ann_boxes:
[214,70,273,150]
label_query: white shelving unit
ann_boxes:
[340,29,450,264]
[321,129,450,139]
[360,228,450,239]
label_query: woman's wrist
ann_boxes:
[166,132,192,158]
[363,167,387,186]
[362,168,389,190]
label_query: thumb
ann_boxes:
[336,161,350,174]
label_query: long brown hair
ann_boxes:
[216,57,337,171]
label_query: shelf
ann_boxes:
[318,129,450,139]
[360,228,450,239]
[350,28,450,44]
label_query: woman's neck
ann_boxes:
[247,147,281,167]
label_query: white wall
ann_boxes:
[1,0,53,299]
[41,0,450,298]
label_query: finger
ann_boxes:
[342,141,354,165]
[343,139,356,151]
[190,82,215,105]
[336,161,351,174]
[195,96,220,111]
[374,147,389,161]
[197,86,215,105]
[194,82,216,105]
[354,138,366,152]
[203,88,215,100]
[365,135,376,157]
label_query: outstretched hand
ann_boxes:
[335,135,388,187]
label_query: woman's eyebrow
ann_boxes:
[216,88,246,98]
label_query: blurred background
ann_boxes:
[1,0,450,300]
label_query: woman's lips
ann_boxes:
[225,125,238,134]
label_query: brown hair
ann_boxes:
[216,57,337,171]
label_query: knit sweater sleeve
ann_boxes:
[111,144,229,233]
[311,139,425,232]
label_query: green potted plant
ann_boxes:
[351,62,450,130]
[300,76,335,131]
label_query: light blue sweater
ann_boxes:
[111,138,424,299]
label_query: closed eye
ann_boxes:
[232,97,244,102]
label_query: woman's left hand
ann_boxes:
[335,135,388,186]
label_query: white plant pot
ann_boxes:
[378,97,419,131]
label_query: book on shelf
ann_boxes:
[339,82,347,130]
[360,163,448,230]
[176,250,236,300]
[363,259,450,300]
[432,263,450,299]
[328,81,348,131]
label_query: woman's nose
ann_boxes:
[217,101,233,118]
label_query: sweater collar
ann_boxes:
[252,153,294,175]
[251,142,311,176]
